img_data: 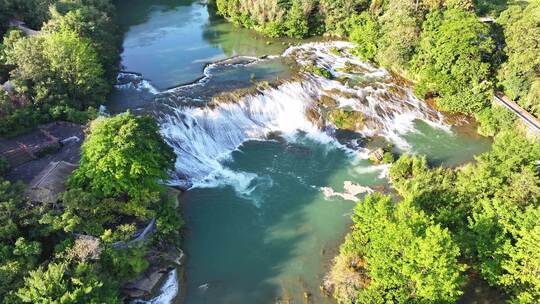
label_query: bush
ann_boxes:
[349,12,380,61]
[476,105,516,136]
[328,108,363,130]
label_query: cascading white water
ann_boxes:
[159,79,336,193]
[155,42,448,192]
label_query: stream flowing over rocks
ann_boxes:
[118,42,448,193]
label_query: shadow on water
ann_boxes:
[114,0,196,28]
[181,139,364,304]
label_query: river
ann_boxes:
[112,1,492,303]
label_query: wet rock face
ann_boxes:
[122,248,185,300]
[317,95,339,108]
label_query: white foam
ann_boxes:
[154,42,447,196]
[131,269,179,304]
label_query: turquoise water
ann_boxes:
[116,0,295,89]
[181,125,491,304]
[114,1,493,303]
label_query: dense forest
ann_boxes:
[0,0,120,135]
[0,0,539,303]
[326,131,540,303]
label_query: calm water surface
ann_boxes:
[116,0,295,89]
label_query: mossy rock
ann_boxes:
[317,95,338,108]
[305,64,333,79]
[328,109,364,131]
[329,47,342,56]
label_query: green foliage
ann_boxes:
[411,8,494,114]
[319,0,370,35]
[388,131,540,302]
[381,151,394,164]
[44,1,120,80]
[154,191,184,246]
[70,112,176,200]
[329,193,464,303]
[305,64,333,79]
[475,104,516,136]
[349,12,380,61]
[214,0,370,38]
[5,29,107,109]
[328,108,364,131]
[283,1,309,38]
[16,261,120,303]
[497,2,540,117]
[100,246,149,283]
[375,0,422,72]
[0,178,43,299]
[0,0,118,136]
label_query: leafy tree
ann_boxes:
[327,193,464,303]
[497,2,540,117]
[5,29,107,109]
[0,179,42,300]
[283,0,310,38]
[412,8,494,114]
[16,261,120,303]
[70,112,176,201]
[388,131,540,302]
[44,1,120,80]
[319,0,369,35]
[375,0,422,72]
[475,104,516,136]
[349,12,380,61]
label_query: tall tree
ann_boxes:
[411,8,494,114]
[326,194,464,303]
[497,2,540,117]
[70,112,176,201]
[5,29,107,108]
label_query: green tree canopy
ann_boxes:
[16,261,120,303]
[43,1,120,80]
[327,193,464,303]
[497,2,540,117]
[70,112,176,201]
[5,29,107,109]
[411,8,494,113]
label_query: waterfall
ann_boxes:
[160,43,447,191]
[159,79,335,193]
[117,42,449,193]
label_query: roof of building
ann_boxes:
[26,161,78,204]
